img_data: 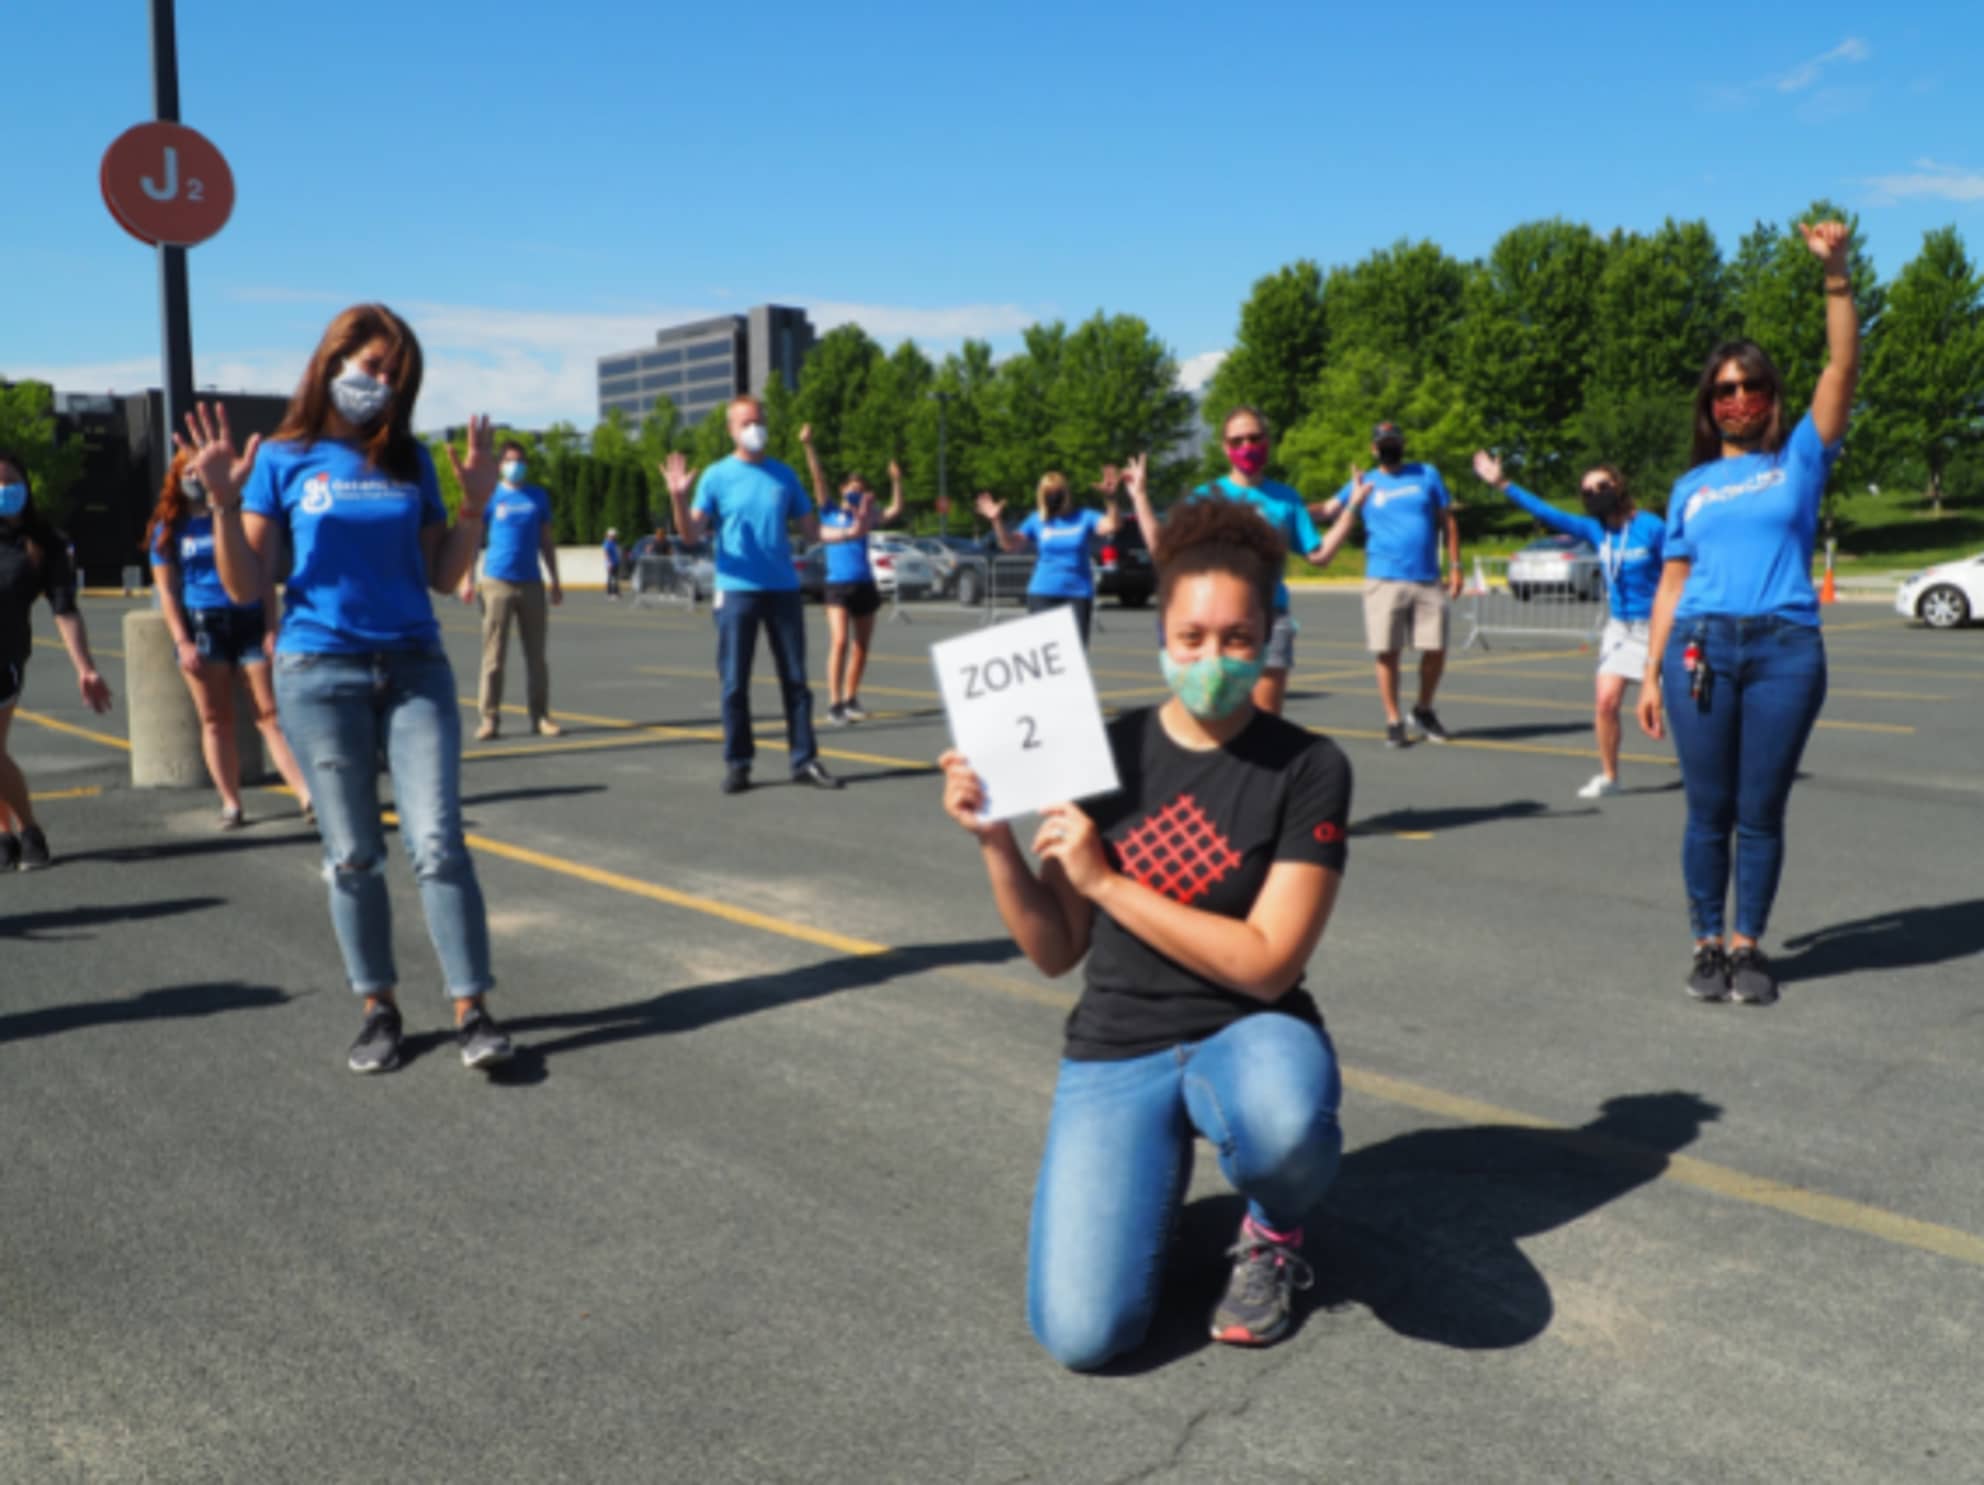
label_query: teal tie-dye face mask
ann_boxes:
[1159,651,1263,720]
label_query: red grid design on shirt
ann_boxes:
[1113,793,1242,905]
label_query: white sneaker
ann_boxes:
[1577,774,1622,799]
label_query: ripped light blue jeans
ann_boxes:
[1027,1012,1341,1371]
[274,647,493,999]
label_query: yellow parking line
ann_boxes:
[28,785,104,803]
[464,699,935,774]
[1416,691,1914,736]
[13,709,132,751]
[34,636,127,661]
[1312,722,1675,768]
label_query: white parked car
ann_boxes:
[1506,535,1602,602]
[868,535,938,597]
[1895,551,1984,629]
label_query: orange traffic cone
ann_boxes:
[1820,568,1837,605]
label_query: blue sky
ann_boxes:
[6,1,1980,431]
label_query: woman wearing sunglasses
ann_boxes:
[1637,221,1859,1009]
[1471,451,1665,799]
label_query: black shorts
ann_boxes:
[825,580,882,619]
[189,606,269,667]
[0,658,23,710]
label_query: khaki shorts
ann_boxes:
[1363,579,1449,654]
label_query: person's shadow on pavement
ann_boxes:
[1114,1090,1720,1371]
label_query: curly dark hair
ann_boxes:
[1156,495,1287,625]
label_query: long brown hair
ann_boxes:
[272,303,426,481]
[142,449,198,560]
[0,450,62,571]
[1689,339,1786,469]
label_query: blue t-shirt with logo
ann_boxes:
[1192,478,1320,613]
[819,501,872,584]
[1334,463,1450,584]
[692,456,812,592]
[1666,411,1838,627]
[1502,486,1667,622]
[241,438,447,654]
[153,512,259,616]
[1018,509,1103,599]
[483,481,552,584]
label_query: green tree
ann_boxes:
[1726,199,1882,421]
[0,381,87,528]
[844,340,935,494]
[1455,219,1611,475]
[1571,391,1693,514]
[1859,225,1984,515]
[1590,219,1728,402]
[978,322,1066,495]
[1203,260,1331,456]
[571,457,604,544]
[689,404,733,473]
[1322,239,1473,379]
[591,407,635,468]
[1049,312,1196,489]
[635,396,682,476]
[791,324,883,475]
[908,341,998,529]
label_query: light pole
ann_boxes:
[933,390,950,537]
[150,0,196,462]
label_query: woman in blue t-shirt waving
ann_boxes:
[1473,451,1666,800]
[145,450,313,828]
[1637,221,1860,1009]
[975,471,1119,646]
[177,303,513,1076]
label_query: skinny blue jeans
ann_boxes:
[1660,616,1827,942]
[1027,1013,1342,1371]
[713,589,816,772]
[274,648,494,999]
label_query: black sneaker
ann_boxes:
[1,833,19,871]
[17,825,51,871]
[1686,943,1729,1002]
[721,766,752,795]
[1726,948,1780,1007]
[456,1007,515,1069]
[824,703,848,727]
[1411,706,1451,743]
[843,699,870,722]
[1211,1218,1314,1346]
[793,760,844,790]
[348,1005,404,1074]
[1385,721,1408,749]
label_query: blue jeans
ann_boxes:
[1027,1013,1342,1371]
[714,589,816,772]
[274,648,494,999]
[1660,616,1827,942]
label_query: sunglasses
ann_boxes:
[1225,432,1267,448]
[1711,377,1770,400]
[1582,482,1618,499]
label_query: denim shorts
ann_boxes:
[189,606,269,667]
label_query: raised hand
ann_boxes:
[1032,802,1109,897]
[1349,464,1376,505]
[1471,449,1504,488]
[974,490,1005,523]
[443,414,497,517]
[799,423,813,445]
[1094,463,1122,496]
[661,451,698,499]
[1122,453,1150,504]
[173,402,261,509]
[1797,220,1850,272]
[887,458,902,484]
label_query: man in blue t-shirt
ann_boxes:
[602,528,622,601]
[663,395,840,795]
[461,440,563,741]
[1317,421,1463,748]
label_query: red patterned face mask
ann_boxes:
[1713,392,1772,441]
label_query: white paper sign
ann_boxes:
[930,606,1121,824]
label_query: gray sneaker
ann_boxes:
[1686,943,1730,1003]
[1211,1218,1314,1346]
[1727,948,1780,1007]
[348,1005,404,1074]
[456,1007,515,1070]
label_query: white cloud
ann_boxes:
[10,296,1046,434]
[1175,350,1227,393]
[1776,36,1872,92]
[1862,159,1984,206]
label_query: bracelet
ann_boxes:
[1823,275,1852,296]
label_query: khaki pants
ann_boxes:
[478,578,550,723]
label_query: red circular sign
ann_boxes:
[100,122,234,247]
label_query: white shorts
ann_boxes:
[1597,618,1650,682]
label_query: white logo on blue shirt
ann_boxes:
[1683,467,1786,523]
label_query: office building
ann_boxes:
[597,305,815,428]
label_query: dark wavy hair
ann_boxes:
[272,302,426,481]
[1156,495,1287,629]
[0,450,65,570]
[1689,339,1786,469]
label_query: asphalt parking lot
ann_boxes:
[6,587,1982,1484]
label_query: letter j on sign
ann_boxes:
[930,606,1120,824]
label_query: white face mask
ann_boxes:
[330,361,393,427]
[183,472,208,504]
[737,422,769,455]
[499,460,526,485]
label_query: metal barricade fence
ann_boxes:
[979,556,1039,626]
[633,555,696,610]
[1458,554,1606,651]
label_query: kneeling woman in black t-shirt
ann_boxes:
[941,498,1352,1370]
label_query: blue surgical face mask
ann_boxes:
[330,361,393,427]
[499,460,526,486]
[1160,651,1264,721]
[0,482,27,519]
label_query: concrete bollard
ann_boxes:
[124,608,267,789]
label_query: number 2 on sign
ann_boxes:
[1018,715,1041,750]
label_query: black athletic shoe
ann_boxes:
[824,703,849,727]
[1726,948,1780,1007]
[1385,722,1408,749]
[348,1005,404,1074]
[793,760,844,790]
[1686,943,1730,1002]
[1,833,19,871]
[456,1007,515,1069]
[1411,706,1451,743]
[843,699,870,722]
[721,767,752,795]
[17,826,51,871]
